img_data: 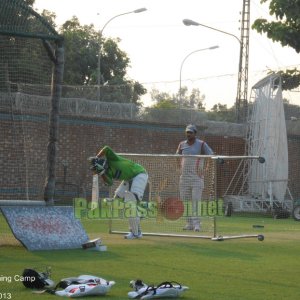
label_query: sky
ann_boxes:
[34,0,299,109]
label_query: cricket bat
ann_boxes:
[91,174,99,210]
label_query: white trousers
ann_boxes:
[179,175,204,217]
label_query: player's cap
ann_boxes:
[185,124,197,133]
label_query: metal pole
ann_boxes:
[183,18,249,123]
[179,46,219,106]
[183,19,241,44]
[97,8,147,101]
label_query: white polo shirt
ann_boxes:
[177,139,213,176]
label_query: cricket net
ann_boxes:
[0,0,63,202]
[106,154,267,240]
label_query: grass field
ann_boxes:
[1,215,300,300]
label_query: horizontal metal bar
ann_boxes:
[110,230,212,239]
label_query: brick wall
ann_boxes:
[1,111,299,201]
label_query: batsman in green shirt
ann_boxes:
[90,146,148,239]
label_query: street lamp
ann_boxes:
[97,7,147,101]
[183,19,241,44]
[179,46,219,104]
[183,18,247,122]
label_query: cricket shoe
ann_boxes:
[182,224,194,231]
[194,224,201,232]
[192,217,201,232]
[124,232,143,239]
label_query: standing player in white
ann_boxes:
[176,124,214,231]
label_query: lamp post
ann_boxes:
[183,18,247,122]
[183,19,241,44]
[97,8,147,101]
[179,46,219,105]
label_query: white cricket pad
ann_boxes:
[124,191,138,202]
[114,181,130,199]
[128,217,141,236]
[128,280,188,299]
[130,173,148,200]
[55,275,115,298]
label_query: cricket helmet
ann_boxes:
[22,268,55,289]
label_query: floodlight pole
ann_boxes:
[97,8,147,101]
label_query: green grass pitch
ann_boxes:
[1,216,300,300]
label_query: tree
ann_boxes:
[278,69,300,90]
[0,0,58,92]
[144,88,236,122]
[150,86,206,110]
[40,9,57,29]
[60,17,99,85]
[152,99,177,109]
[141,87,210,124]
[252,0,300,89]
[206,103,236,122]
[59,16,146,105]
[179,87,206,110]
[150,89,174,106]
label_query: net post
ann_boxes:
[213,216,217,238]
